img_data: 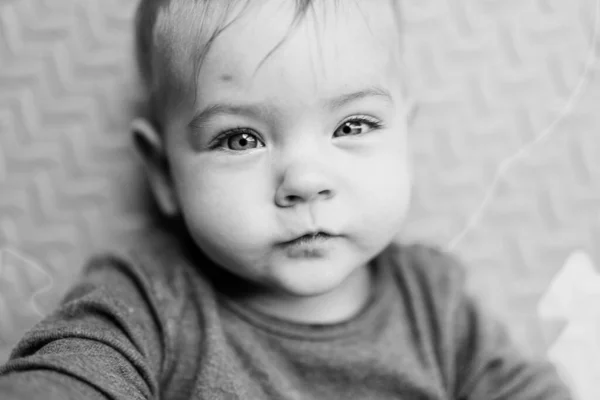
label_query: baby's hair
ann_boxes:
[134,0,403,133]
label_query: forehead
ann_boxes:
[167,0,404,117]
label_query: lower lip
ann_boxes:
[280,234,339,258]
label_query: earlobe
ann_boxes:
[130,118,180,218]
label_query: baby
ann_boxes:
[0,0,574,399]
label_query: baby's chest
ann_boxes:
[190,329,449,400]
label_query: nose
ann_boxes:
[274,162,335,207]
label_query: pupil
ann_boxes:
[343,125,351,134]
[239,137,248,146]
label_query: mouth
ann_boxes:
[278,231,338,258]
[284,232,333,246]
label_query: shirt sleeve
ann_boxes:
[0,252,167,400]
[453,289,574,400]
[431,249,575,400]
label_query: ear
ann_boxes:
[130,118,180,217]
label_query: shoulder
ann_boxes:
[380,241,468,298]
[376,241,471,328]
[72,223,214,387]
[89,224,194,297]
[78,224,186,300]
[75,223,204,343]
[377,242,473,388]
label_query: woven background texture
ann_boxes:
[1,0,599,396]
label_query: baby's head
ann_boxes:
[132,0,413,318]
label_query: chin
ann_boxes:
[280,280,341,298]
[269,257,361,297]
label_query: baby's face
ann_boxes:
[159,0,411,297]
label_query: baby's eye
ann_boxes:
[333,116,383,138]
[213,130,265,151]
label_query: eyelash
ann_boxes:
[208,127,259,151]
[334,115,384,137]
[208,115,384,151]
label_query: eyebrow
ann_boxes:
[188,86,394,129]
[326,86,394,111]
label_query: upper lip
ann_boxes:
[281,230,336,244]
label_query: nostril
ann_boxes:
[285,194,302,204]
[277,188,334,207]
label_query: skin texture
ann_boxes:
[132,0,412,324]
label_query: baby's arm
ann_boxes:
[425,248,574,399]
[452,286,572,399]
[0,254,166,400]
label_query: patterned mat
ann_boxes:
[1,0,599,397]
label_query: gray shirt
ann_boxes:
[0,224,573,399]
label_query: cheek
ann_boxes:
[173,161,273,244]
[351,132,410,192]
[349,135,411,221]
